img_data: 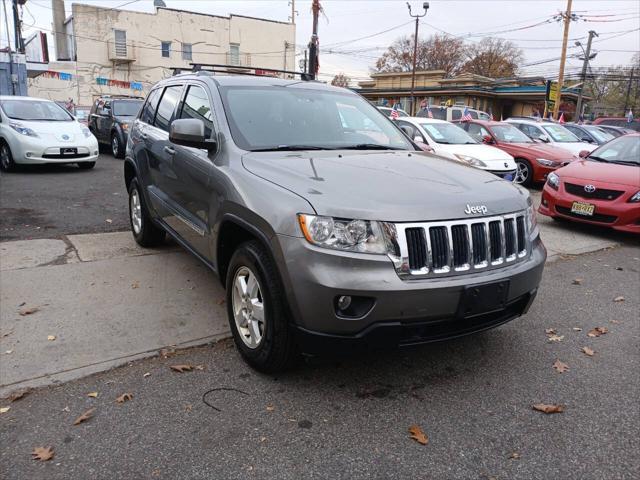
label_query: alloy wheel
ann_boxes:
[515,161,529,184]
[112,136,119,157]
[130,187,142,234]
[0,145,9,170]
[232,266,265,349]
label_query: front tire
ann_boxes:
[0,142,16,172]
[226,241,296,373]
[514,158,533,187]
[111,133,125,159]
[128,177,165,247]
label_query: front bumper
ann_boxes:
[487,168,516,181]
[275,234,546,350]
[7,134,99,164]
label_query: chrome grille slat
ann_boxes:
[391,211,530,279]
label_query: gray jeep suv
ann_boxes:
[124,70,546,372]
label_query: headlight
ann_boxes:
[536,158,559,167]
[527,205,537,230]
[81,127,92,138]
[629,191,640,203]
[547,172,560,190]
[453,154,487,168]
[9,123,38,137]
[298,214,393,254]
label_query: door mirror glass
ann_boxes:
[482,134,493,144]
[539,134,550,143]
[169,118,216,150]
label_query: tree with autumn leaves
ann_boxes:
[330,73,352,88]
[375,34,523,79]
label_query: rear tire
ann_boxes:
[226,240,297,373]
[128,177,166,247]
[0,142,16,172]
[77,161,96,170]
[111,133,125,159]
[514,158,533,187]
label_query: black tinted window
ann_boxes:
[154,86,183,132]
[179,85,213,138]
[451,110,462,120]
[113,100,143,116]
[140,89,161,124]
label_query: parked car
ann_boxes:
[89,95,144,158]
[595,124,635,138]
[592,117,640,132]
[0,95,98,171]
[505,118,596,157]
[395,117,517,180]
[563,123,614,145]
[539,134,640,234]
[377,106,409,118]
[457,119,577,187]
[417,105,491,122]
[74,106,91,127]
[125,72,545,372]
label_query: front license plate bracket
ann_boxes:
[457,281,510,318]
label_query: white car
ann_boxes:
[395,117,517,181]
[377,106,409,118]
[0,96,99,171]
[505,118,596,157]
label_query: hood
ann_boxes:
[433,144,516,170]
[497,142,577,161]
[242,150,530,222]
[558,160,640,188]
[550,141,596,156]
[14,119,85,142]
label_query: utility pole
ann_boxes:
[12,0,25,53]
[407,2,429,116]
[575,30,598,119]
[288,0,297,24]
[553,0,574,120]
[307,0,320,80]
[623,67,635,114]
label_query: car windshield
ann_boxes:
[0,99,73,121]
[220,86,413,151]
[113,100,143,116]
[478,112,491,120]
[490,124,533,143]
[542,124,581,143]
[588,135,639,165]
[584,126,614,143]
[419,122,477,144]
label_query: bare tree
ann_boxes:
[331,73,351,88]
[461,38,523,78]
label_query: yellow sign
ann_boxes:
[548,82,558,103]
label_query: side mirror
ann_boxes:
[399,125,413,137]
[169,118,216,150]
[413,135,423,143]
[578,150,590,158]
[482,135,494,144]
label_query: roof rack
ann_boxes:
[96,94,145,100]
[171,63,313,81]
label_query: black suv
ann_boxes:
[89,95,144,158]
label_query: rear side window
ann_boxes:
[154,85,183,132]
[179,85,213,138]
[451,109,462,120]
[140,89,161,124]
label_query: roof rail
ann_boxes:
[171,63,312,81]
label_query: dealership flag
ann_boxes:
[461,106,473,121]
[427,104,434,118]
[558,112,565,124]
[627,109,634,123]
[391,106,399,120]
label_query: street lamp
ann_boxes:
[407,2,429,116]
[574,31,598,119]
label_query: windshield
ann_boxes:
[113,100,143,116]
[478,112,491,120]
[0,99,73,121]
[490,124,533,143]
[419,122,477,144]
[542,124,581,143]
[584,126,614,143]
[588,135,639,165]
[220,86,413,151]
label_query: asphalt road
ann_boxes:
[0,153,129,241]
[1,246,638,480]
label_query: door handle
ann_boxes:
[163,146,176,155]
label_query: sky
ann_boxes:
[2,0,639,84]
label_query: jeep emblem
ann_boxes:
[464,204,488,215]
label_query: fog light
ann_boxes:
[94,150,98,155]
[26,152,32,157]
[337,295,352,311]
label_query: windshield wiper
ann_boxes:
[339,144,403,150]
[609,160,638,166]
[586,155,608,162]
[249,145,333,152]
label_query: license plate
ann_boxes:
[570,201,595,216]
[457,281,510,318]
[60,148,77,155]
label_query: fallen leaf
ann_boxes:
[587,327,608,338]
[170,364,193,373]
[552,360,569,373]
[8,388,31,402]
[115,393,133,404]
[610,319,620,324]
[260,436,267,442]
[31,446,54,462]
[266,404,275,412]
[613,296,624,302]
[216,299,225,305]
[62,406,70,412]
[0,407,10,414]
[194,364,205,371]
[105,218,113,224]
[5,350,13,355]
[47,335,56,341]
[87,392,98,398]
[532,403,564,414]
[572,278,582,285]
[572,327,582,332]
[73,408,95,425]
[544,328,557,335]
[509,452,521,460]
[184,404,193,412]
[582,346,595,357]
[1,330,13,338]
[131,281,139,289]
[143,372,151,378]
[548,335,564,342]
[408,425,429,445]
[19,306,40,316]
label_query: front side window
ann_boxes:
[0,99,73,121]
[419,122,477,145]
[179,85,213,138]
[584,126,613,143]
[161,41,171,58]
[451,109,462,120]
[154,85,183,132]
[219,86,413,151]
[182,43,192,61]
[543,124,580,143]
[140,89,161,124]
[466,123,490,140]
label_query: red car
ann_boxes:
[539,134,640,234]
[458,120,577,186]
